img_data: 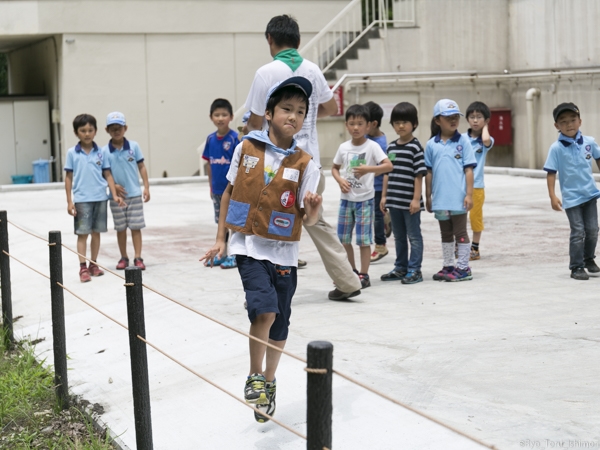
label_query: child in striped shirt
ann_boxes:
[380,102,427,284]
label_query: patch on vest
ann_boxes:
[242,155,259,173]
[280,191,296,208]
[273,216,291,228]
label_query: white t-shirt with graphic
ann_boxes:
[244,59,334,167]
[226,142,320,267]
[332,139,388,202]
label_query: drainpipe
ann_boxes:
[526,88,541,169]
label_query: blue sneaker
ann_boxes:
[220,255,237,269]
[401,270,423,284]
[444,267,473,282]
[204,254,224,267]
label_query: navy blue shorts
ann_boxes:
[236,255,297,341]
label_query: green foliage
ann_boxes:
[0,53,7,96]
[0,331,115,449]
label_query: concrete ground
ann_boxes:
[1,171,599,450]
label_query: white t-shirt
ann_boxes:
[244,59,334,167]
[226,142,320,267]
[332,139,388,202]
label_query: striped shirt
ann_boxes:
[385,138,427,210]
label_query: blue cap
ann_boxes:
[106,111,126,126]
[266,76,313,106]
[433,99,463,117]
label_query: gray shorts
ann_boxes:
[74,201,108,235]
[110,196,145,231]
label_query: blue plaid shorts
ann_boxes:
[337,198,374,246]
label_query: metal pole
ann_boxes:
[49,230,69,409]
[0,210,13,346]
[306,340,333,450]
[125,267,153,450]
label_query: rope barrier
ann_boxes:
[5,218,497,448]
[136,335,307,440]
[2,250,50,280]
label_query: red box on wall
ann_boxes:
[488,108,512,146]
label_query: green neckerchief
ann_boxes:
[273,48,303,72]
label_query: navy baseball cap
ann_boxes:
[553,102,580,122]
[266,76,313,105]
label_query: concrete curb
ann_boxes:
[0,176,208,193]
[484,166,600,181]
[71,396,132,450]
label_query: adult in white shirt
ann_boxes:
[244,14,362,300]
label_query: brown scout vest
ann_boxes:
[225,139,312,242]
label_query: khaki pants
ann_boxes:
[303,170,362,293]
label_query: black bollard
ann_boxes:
[49,231,69,409]
[124,267,153,450]
[306,340,333,450]
[0,211,13,346]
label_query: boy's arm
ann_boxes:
[425,170,433,213]
[352,158,393,177]
[332,163,350,193]
[103,170,126,207]
[205,163,213,195]
[380,174,389,213]
[464,167,474,211]
[410,174,424,215]
[138,161,151,202]
[65,172,76,216]
[547,172,562,211]
[482,122,492,148]
[317,97,338,118]
[200,183,232,265]
[596,158,600,172]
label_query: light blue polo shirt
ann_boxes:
[64,142,110,203]
[543,132,600,209]
[464,130,494,188]
[367,133,388,192]
[104,138,144,198]
[425,130,477,212]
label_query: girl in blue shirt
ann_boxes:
[424,99,477,282]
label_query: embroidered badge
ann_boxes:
[280,191,296,208]
[273,216,291,228]
[242,155,259,173]
[276,266,292,277]
[223,141,231,151]
[128,157,135,162]
[455,145,463,159]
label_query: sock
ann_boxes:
[472,242,479,251]
[80,262,87,269]
[442,242,454,267]
[457,243,471,270]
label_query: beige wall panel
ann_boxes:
[60,34,149,169]
[27,0,348,34]
[8,38,58,103]
[509,0,600,70]
[145,34,237,177]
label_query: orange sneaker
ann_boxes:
[88,263,104,277]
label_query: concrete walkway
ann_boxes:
[1,171,599,450]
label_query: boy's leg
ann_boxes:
[76,234,89,264]
[373,190,386,246]
[131,229,142,259]
[389,208,408,272]
[359,246,371,275]
[581,199,598,265]
[249,312,277,375]
[565,204,586,270]
[338,200,356,270]
[117,230,128,258]
[264,339,286,382]
[405,210,424,272]
[304,172,362,295]
[356,199,374,283]
[470,189,485,257]
[90,232,101,262]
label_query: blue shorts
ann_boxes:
[337,198,374,246]
[74,201,108,235]
[211,193,222,224]
[236,255,297,341]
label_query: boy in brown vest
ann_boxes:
[201,77,322,423]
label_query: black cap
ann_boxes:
[553,102,580,122]
[268,76,313,101]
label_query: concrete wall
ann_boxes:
[1,0,348,178]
